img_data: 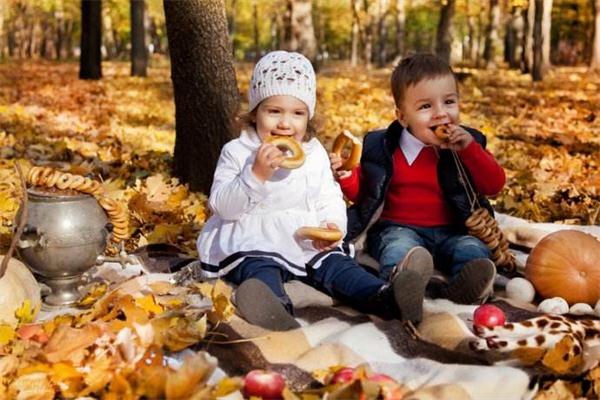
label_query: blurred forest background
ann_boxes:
[0,0,598,255]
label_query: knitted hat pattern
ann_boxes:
[248,51,316,118]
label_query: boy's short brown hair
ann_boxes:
[390,53,457,108]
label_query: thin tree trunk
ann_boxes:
[131,0,147,76]
[522,0,534,73]
[541,0,552,73]
[163,0,240,194]
[592,0,600,70]
[395,0,405,58]
[252,0,259,61]
[376,0,389,67]
[435,0,456,64]
[532,0,544,81]
[506,6,524,68]
[80,0,102,79]
[351,0,360,66]
[284,0,317,64]
[465,1,476,63]
[0,1,5,61]
[483,0,500,68]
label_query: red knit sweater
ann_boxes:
[338,141,505,227]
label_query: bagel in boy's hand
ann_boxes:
[433,124,450,140]
[331,130,362,171]
[264,135,305,169]
[296,226,343,242]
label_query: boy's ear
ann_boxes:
[395,107,408,128]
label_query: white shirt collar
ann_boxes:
[399,127,428,165]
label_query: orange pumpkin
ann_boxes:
[525,230,600,305]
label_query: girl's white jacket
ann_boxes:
[196,129,348,278]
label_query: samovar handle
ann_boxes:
[16,225,47,249]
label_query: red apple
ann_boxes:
[473,304,506,328]
[243,369,285,399]
[330,367,356,384]
[367,373,395,384]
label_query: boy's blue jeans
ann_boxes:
[367,220,491,281]
[225,254,385,313]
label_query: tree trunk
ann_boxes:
[465,0,476,63]
[435,0,455,64]
[252,0,259,61]
[351,0,360,66]
[483,0,500,68]
[592,0,600,70]
[0,2,5,61]
[65,19,74,58]
[228,0,237,53]
[521,1,534,73]
[532,0,544,81]
[131,0,147,76]
[163,0,240,194]
[283,0,317,64]
[395,0,405,59]
[541,0,552,73]
[506,6,524,68]
[80,0,102,79]
[376,0,389,67]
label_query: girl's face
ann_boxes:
[395,74,459,145]
[254,95,309,142]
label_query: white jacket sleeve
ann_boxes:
[314,146,348,236]
[208,143,270,221]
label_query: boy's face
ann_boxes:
[395,74,459,145]
[254,95,309,143]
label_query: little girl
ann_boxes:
[196,51,429,331]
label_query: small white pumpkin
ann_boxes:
[506,277,536,303]
[537,297,569,314]
[569,303,594,315]
[0,256,41,327]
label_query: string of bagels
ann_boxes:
[26,166,129,243]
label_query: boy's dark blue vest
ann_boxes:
[345,120,495,241]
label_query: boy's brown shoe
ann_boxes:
[389,246,434,285]
[234,279,300,331]
[440,258,496,305]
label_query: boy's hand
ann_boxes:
[439,124,473,151]
[312,222,342,252]
[329,152,352,180]
[252,143,284,183]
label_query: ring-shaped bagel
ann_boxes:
[332,130,362,171]
[433,124,450,140]
[264,135,305,169]
[296,226,343,242]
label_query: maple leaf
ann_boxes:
[135,294,164,316]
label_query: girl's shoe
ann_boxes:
[234,279,300,331]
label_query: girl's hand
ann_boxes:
[328,153,352,180]
[312,222,342,252]
[252,143,284,183]
[439,124,473,151]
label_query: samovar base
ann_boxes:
[41,275,84,306]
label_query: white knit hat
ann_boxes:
[248,51,316,118]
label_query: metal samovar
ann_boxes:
[16,188,110,306]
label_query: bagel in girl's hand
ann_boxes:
[332,130,362,171]
[433,124,450,140]
[296,226,343,242]
[264,135,305,169]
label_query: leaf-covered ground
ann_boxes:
[0,59,598,256]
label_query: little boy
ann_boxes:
[330,53,505,304]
